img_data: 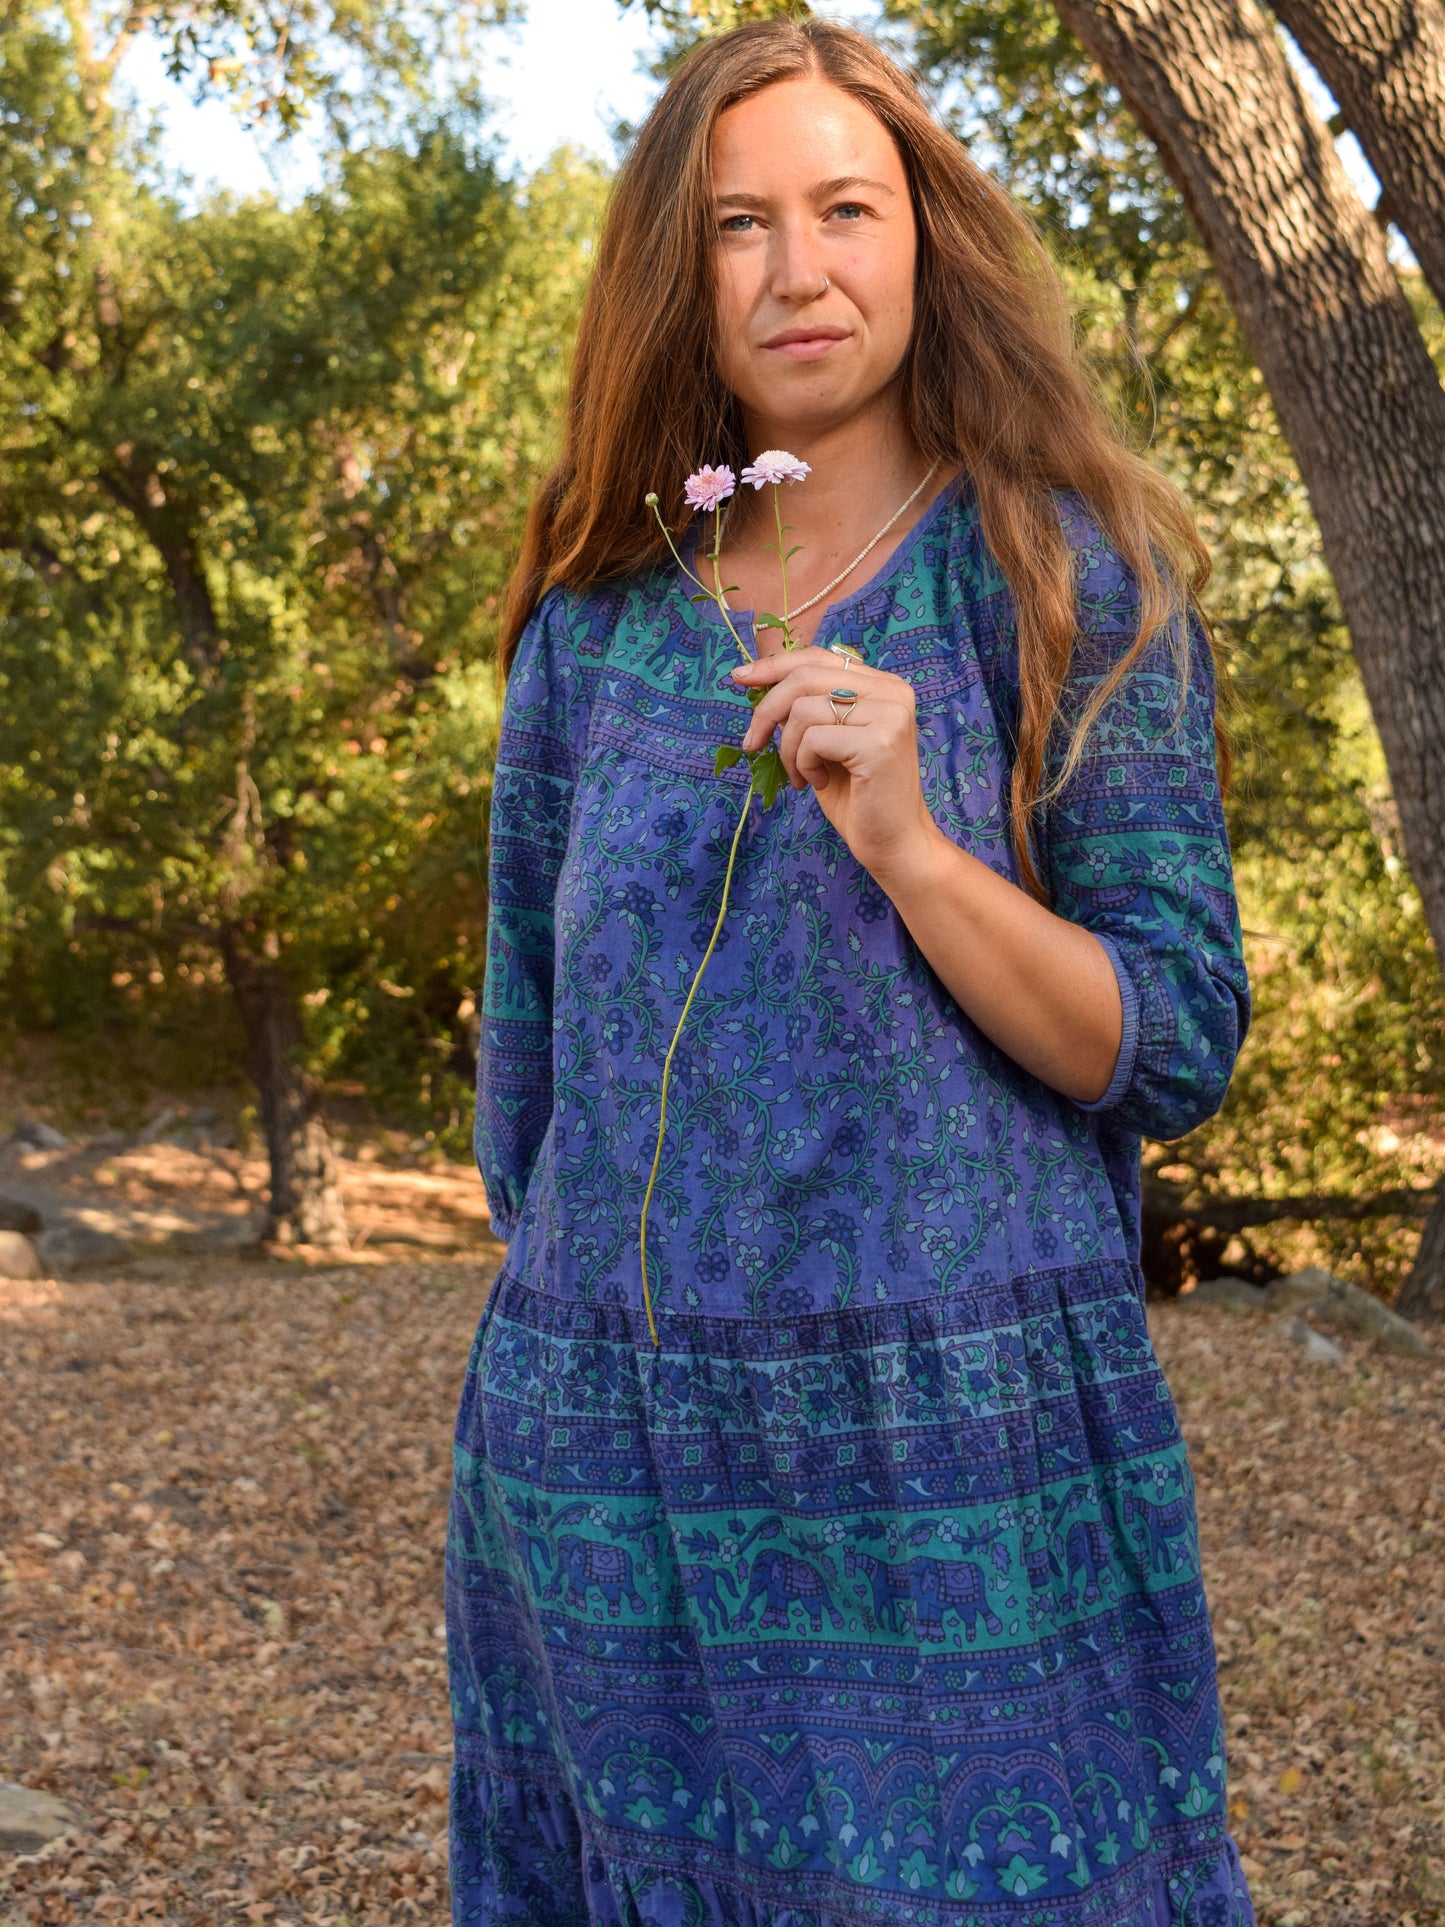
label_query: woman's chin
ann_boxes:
[740,383,888,443]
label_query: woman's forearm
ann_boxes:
[869,820,1122,1104]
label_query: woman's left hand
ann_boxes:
[733,648,941,881]
[734,644,1124,1103]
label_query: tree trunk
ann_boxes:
[1048,1,1445,1325]
[1396,1188,1445,1319]
[218,929,349,1249]
[1269,0,1445,308]
[1049,2,1445,958]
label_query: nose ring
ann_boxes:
[818,275,830,296]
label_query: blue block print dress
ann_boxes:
[448,481,1257,1925]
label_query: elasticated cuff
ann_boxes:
[1074,931,1140,1114]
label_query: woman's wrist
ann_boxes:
[863,811,972,911]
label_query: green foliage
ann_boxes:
[888,0,1444,1287]
[4,0,1442,1282]
[62,0,512,135]
[0,6,608,1145]
[617,0,808,76]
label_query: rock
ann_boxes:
[1272,1267,1433,1358]
[1285,1317,1347,1365]
[135,1105,180,1146]
[1188,1276,1271,1313]
[0,1231,42,1280]
[0,1196,42,1236]
[0,1781,90,1853]
[35,1224,131,1273]
[10,1120,68,1151]
[1186,1266,1432,1358]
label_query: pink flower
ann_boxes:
[684,465,736,512]
[741,449,811,489]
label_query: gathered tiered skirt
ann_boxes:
[446,1262,1255,1925]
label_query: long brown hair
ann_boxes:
[500,17,1212,896]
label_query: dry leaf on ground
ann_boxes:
[0,1250,1440,1925]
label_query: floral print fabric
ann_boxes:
[450,482,1255,1924]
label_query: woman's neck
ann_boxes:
[716,396,945,644]
[731,398,929,555]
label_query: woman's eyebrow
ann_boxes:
[713,176,897,212]
[811,174,896,200]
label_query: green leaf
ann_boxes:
[750,748,786,810]
[714,745,743,772]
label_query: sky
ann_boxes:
[116,0,1385,228]
[117,0,671,201]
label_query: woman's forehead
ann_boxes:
[710,79,905,198]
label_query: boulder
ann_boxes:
[10,1120,69,1151]
[135,1105,181,1146]
[36,1224,131,1273]
[1284,1316,1347,1365]
[0,1196,42,1236]
[1271,1267,1433,1358]
[1188,1268,1432,1357]
[1189,1277,1272,1314]
[0,1230,42,1280]
[0,1782,90,1853]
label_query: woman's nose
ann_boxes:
[768,224,830,307]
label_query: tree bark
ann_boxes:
[1048,0,1445,1319]
[1143,1176,1437,1232]
[98,470,223,673]
[1396,1188,1445,1319]
[218,928,349,1248]
[1269,0,1445,308]
[1049,1,1445,958]
[1140,1176,1439,1297]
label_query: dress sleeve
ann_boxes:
[474,589,587,1240]
[1039,518,1250,1142]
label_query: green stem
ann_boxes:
[649,495,751,664]
[709,505,750,664]
[771,483,794,649]
[637,779,755,1347]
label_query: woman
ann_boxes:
[450,18,1254,1925]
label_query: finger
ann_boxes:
[794,720,865,789]
[733,649,877,691]
[730,646,843,685]
[779,695,846,785]
[739,665,891,751]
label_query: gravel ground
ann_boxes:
[1,1258,1440,1925]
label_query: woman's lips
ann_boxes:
[763,329,849,361]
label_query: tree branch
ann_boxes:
[1143,1174,1438,1232]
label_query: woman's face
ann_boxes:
[710,77,917,441]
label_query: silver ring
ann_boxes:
[828,686,859,724]
[828,642,864,666]
[818,275,830,297]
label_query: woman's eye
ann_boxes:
[831,202,866,222]
[720,214,756,234]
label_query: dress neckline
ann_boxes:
[680,472,963,650]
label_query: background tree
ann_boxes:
[0,2,606,1240]
[891,0,1445,1314]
